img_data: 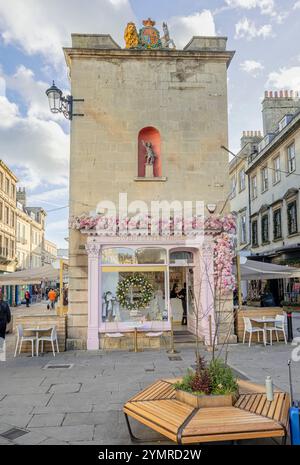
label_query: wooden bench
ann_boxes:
[123,379,290,444]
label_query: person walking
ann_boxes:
[178,283,187,326]
[25,290,31,307]
[48,288,57,310]
[0,292,11,349]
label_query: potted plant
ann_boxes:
[281,301,300,313]
[174,356,239,408]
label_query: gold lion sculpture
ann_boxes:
[124,22,139,49]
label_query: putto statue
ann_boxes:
[162,22,176,49]
[142,140,156,165]
[124,22,139,49]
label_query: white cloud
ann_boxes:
[0,0,135,67]
[0,72,69,188]
[235,18,273,40]
[240,59,264,76]
[168,10,216,48]
[5,65,66,120]
[293,1,300,9]
[27,187,69,208]
[267,66,300,90]
[226,0,287,23]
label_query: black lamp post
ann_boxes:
[45,81,84,120]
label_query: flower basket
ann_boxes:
[175,389,237,408]
[282,303,300,313]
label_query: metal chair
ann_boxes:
[243,317,266,347]
[37,326,59,356]
[14,324,36,357]
[265,314,287,345]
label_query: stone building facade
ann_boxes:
[0,160,17,277]
[64,28,235,349]
[230,90,300,303]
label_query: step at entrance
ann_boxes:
[173,330,197,344]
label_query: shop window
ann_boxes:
[101,270,167,323]
[138,127,161,177]
[101,247,166,265]
[170,251,194,265]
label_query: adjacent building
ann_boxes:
[43,239,58,265]
[230,90,300,303]
[0,160,17,302]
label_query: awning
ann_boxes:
[0,265,67,285]
[234,259,300,281]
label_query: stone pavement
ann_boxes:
[0,339,299,445]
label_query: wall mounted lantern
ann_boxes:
[45,81,84,120]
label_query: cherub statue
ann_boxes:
[161,22,176,49]
[142,140,156,165]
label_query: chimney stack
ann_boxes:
[240,131,263,156]
[262,90,300,135]
[17,187,26,207]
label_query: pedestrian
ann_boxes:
[178,282,187,326]
[0,292,11,349]
[48,288,57,310]
[25,289,31,307]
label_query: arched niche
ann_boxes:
[138,127,162,177]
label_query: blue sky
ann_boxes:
[0,0,300,247]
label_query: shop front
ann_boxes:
[84,234,215,350]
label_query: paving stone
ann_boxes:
[0,393,52,408]
[63,411,120,426]
[12,431,49,445]
[28,413,65,428]
[47,383,82,394]
[34,425,94,442]
[0,415,33,429]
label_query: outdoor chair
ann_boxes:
[242,317,266,347]
[265,314,287,345]
[103,324,125,350]
[143,323,164,349]
[14,324,36,358]
[37,326,59,357]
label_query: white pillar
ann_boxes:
[86,240,101,350]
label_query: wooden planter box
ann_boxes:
[175,389,237,408]
[283,306,300,313]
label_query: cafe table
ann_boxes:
[24,326,53,356]
[250,317,277,346]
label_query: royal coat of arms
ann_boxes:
[139,18,162,49]
[124,18,175,50]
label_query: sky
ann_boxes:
[0,0,300,247]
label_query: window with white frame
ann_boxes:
[239,169,246,192]
[261,166,268,192]
[287,200,298,235]
[252,220,258,247]
[240,213,247,244]
[287,143,296,173]
[273,156,281,184]
[273,208,282,240]
[251,175,257,199]
[261,214,269,243]
[230,176,236,198]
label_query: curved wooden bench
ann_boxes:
[123,379,289,444]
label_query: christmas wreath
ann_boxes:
[116,273,154,310]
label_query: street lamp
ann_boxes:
[45,81,84,120]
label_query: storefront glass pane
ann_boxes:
[136,248,166,264]
[101,248,136,265]
[102,247,166,265]
[101,271,167,322]
[170,251,193,264]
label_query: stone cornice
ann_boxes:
[63,47,235,69]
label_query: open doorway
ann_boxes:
[169,266,195,332]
